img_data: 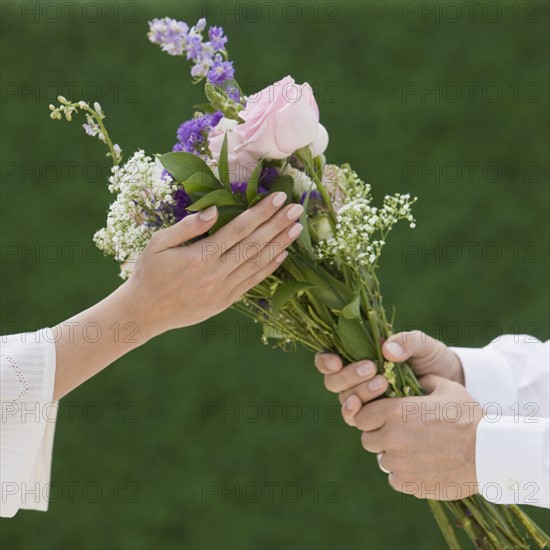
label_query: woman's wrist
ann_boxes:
[112,281,161,345]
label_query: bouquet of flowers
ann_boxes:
[49,17,549,550]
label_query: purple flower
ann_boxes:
[225,85,242,104]
[300,190,322,204]
[176,121,193,144]
[173,111,223,156]
[148,18,189,56]
[186,35,204,61]
[149,18,236,85]
[230,182,248,194]
[195,18,207,32]
[172,188,193,221]
[230,182,270,197]
[260,166,279,188]
[211,111,224,126]
[191,60,211,80]
[300,190,323,215]
[208,26,227,51]
[207,54,235,85]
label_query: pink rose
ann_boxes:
[208,117,258,183]
[235,75,328,160]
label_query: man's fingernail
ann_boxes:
[325,357,339,371]
[356,361,375,378]
[345,396,356,410]
[368,376,385,391]
[199,205,217,221]
[385,342,404,357]
[272,192,286,207]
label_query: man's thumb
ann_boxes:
[149,206,218,251]
[418,374,451,394]
[382,331,439,363]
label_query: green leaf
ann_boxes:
[271,282,316,316]
[342,294,362,319]
[192,103,218,114]
[337,315,377,361]
[187,189,239,212]
[247,195,264,208]
[182,172,221,194]
[302,268,351,309]
[218,133,230,188]
[294,145,314,171]
[159,152,220,187]
[209,205,246,233]
[246,161,262,203]
[269,175,294,205]
[292,256,354,309]
[204,82,243,121]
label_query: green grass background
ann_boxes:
[1,1,549,548]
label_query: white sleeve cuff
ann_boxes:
[1,328,58,517]
[476,416,550,508]
[450,346,518,411]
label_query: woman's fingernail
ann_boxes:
[356,361,375,378]
[272,192,287,207]
[345,396,356,410]
[198,205,217,221]
[385,341,404,358]
[368,376,385,391]
[287,204,304,220]
[275,250,288,264]
[288,223,303,239]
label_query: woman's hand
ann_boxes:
[121,192,303,339]
[53,192,302,399]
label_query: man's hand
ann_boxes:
[313,333,482,500]
[314,331,465,408]
[342,375,483,500]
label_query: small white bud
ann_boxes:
[195,17,206,32]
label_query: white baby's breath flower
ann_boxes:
[94,150,180,277]
[315,165,416,268]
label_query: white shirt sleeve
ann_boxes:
[451,336,549,508]
[1,328,58,517]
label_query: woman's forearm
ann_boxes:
[52,283,152,400]
[51,195,303,400]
